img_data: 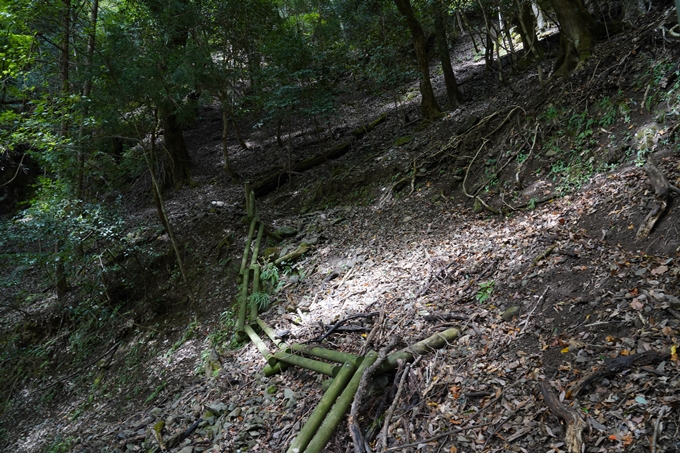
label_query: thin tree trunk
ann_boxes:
[477,0,495,71]
[433,0,462,108]
[232,116,248,150]
[147,121,194,303]
[162,112,192,189]
[221,107,236,176]
[461,13,480,54]
[393,0,442,121]
[77,0,99,199]
[61,0,70,96]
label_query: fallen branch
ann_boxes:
[379,357,421,452]
[569,349,671,397]
[349,336,401,453]
[651,406,668,453]
[312,312,380,343]
[539,380,586,453]
[518,286,550,335]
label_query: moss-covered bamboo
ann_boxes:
[273,351,340,377]
[250,223,265,267]
[289,344,358,365]
[244,324,276,365]
[263,361,290,377]
[287,362,357,453]
[239,217,257,276]
[250,264,261,321]
[235,266,251,340]
[257,318,286,347]
[247,188,255,219]
[377,328,459,374]
[304,351,378,453]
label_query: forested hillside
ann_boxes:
[2,0,680,452]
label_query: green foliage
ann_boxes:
[167,321,198,357]
[475,280,495,303]
[260,262,281,291]
[250,292,271,311]
[144,381,167,404]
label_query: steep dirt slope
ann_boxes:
[3,6,680,453]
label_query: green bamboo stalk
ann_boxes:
[377,328,459,374]
[250,264,261,321]
[273,351,339,377]
[244,324,276,366]
[244,181,251,214]
[250,223,265,268]
[289,344,358,365]
[235,266,251,340]
[256,318,289,349]
[248,190,256,219]
[287,362,357,453]
[304,351,378,453]
[239,217,257,276]
[263,361,289,377]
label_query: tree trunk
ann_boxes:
[477,0,495,71]
[221,108,235,176]
[515,0,544,60]
[162,113,191,189]
[432,0,462,108]
[393,0,442,121]
[548,0,600,77]
[147,127,194,303]
[77,0,99,199]
[61,0,70,96]
[55,240,68,299]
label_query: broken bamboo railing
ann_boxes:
[287,361,358,453]
[235,185,461,453]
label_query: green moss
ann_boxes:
[394,135,413,146]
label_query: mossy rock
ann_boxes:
[394,135,414,146]
[262,247,279,261]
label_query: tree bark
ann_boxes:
[515,0,544,61]
[77,0,99,199]
[393,0,442,121]
[162,112,192,189]
[432,0,462,108]
[548,0,600,77]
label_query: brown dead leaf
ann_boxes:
[630,299,644,310]
[651,265,668,276]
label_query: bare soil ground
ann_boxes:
[3,7,680,453]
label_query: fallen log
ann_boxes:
[252,114,387,197]
[252,142,351,196]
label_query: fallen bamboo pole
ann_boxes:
[289,344,358,365]
[244,325,275,365]
[273,351,340,377]
[257,318,286,347]
[263,361,289,377]
[304,351,378,453]
[287,362,357,453]
[377,328,459,374]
